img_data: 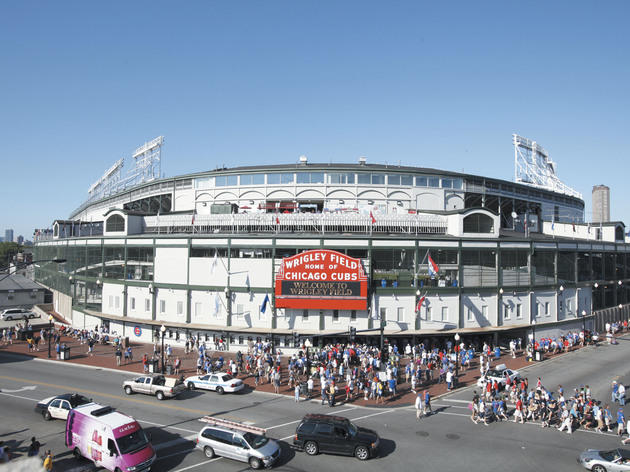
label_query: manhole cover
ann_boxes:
[415,431,429,437]
[446,433,460,440]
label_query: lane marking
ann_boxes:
[154,434,197,451]
[0,385,37,393]
[0,375,210,415]
[172,457,222,472]
[139,419,199,434]
[0,391,39,402]
[264,406,356,430]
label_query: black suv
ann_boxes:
[293,414,379,460]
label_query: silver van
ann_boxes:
[196,416,281,469]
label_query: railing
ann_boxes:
[144,213,448,236]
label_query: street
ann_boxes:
[1,338,629,471]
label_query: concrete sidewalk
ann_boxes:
[0,330,610,408]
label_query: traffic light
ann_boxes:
[221,331,227,342]
[349,326,357,342]
[293,332,300,346]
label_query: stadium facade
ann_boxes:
[34,157,630,351]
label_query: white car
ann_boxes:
[476,363,520,388]
[1,308,36,321]
[185,373,244,394]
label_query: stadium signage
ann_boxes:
[275,249,367,310]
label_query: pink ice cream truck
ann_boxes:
[66,403,156,471]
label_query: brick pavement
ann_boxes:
[0,327,610,408]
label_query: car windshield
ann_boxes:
[69,395,91,407]
[348,422,358,437]
[485,370,503,378]
[242,432,269,449]
[117,429,149,455]
[222,374,234,381]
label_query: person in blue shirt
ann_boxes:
[424,391,432,415]
[617,408,626,436]
[388,378,396,397]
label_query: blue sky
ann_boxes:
[0,1,628,240]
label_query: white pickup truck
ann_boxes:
[122,374,185,400]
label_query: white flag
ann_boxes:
[211,250,218,274]
[213,292,220,315]
[245,273,250,291]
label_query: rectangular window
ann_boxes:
[239,174,264,185]
[267,173,294,184]
[195,302,202,317]
[160,300,166,314]
[302,309,308,320]
[441,178,453,189]
[482,305,488,319]
[503,304,510,319]
[371,174,385,185]
[415,176,428,187]
[145,298,150,312]
[328,173,355,184]
[333,310,339,322]
[115,296,120,309]
[177,301,184,316]
[350,310,357,321]
[516,304,522,319]
[452,179,463,189]
[236,304,243,317]
[566,299,572,314]
[428,177,440,188]
[397,307,404,322]
[426,306,432,320]
[296,172,324,184]
[545,302,550,316]
[441,306,448,321]
[559,300,563,312]
[357,173,371,184]
[380,307,387,322]
[401,175,413,186]
[108,295,113,308]
[215,175,238,186]
[387,174,401,186]
[467,307,473,321]
[130,297,135,310]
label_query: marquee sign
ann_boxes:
[274,249,368,310]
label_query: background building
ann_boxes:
[592,185,611,224]
[33,154,629,352]
[4,229,14,243]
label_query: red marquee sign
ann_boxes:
[275,249,368,310]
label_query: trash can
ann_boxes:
[534,350,543,362]
[124,337,130,348]
[60,346,71,360]
[166,364,174,375]
[149,359,160,373]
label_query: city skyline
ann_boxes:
[1,1,628,238]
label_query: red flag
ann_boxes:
[275,215,280,224]
[370,211,376,224]
[427,254,439,278]
[415,295,425,313]
[191,211,196,225]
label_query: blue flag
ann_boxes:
[261,294,270,314]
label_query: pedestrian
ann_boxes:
[619,383,626,406]
[43,450,53,471]
[174,357,181,375]
[143,353,149,373]
[27,437,41,457]
[294,384,300,402]
[423,390,432,416]
[115,347,122,366]
[415,392,424,420]
[618,408,626,436]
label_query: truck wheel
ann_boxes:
[249,457,263,469]
[124,386,133,395]
[216,387,224,395]
[355,445,370,460]
[203,446,215,458]
[304,441,318,456]
[5,316,11,321]
[73,447,82,460]
[156,391,165,400]
[43,410,52,421]
[187,382,195,391]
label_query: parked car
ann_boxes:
[1,308,36,321]
[196,416,281,469]
[579,448,630,472]
[122,374,185,400]
[184,372,244,394]
[476,363,520,387]
[293,414,379,460]
[35,393,92,421]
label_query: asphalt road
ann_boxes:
[1,338,630,472]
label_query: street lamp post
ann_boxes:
[160,324,166,374]
[531,319,536,353]
[47,314,53,358]
[581,310,587,334]
[454,333,460,388]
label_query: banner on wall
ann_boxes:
[274,249,368,310]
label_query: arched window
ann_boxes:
[463,213,494,233]
[615,226,625,241]
[106,214,125,232]
[53,224,59,237]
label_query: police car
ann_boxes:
[476,364,520,388]
[184,373,244,394]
